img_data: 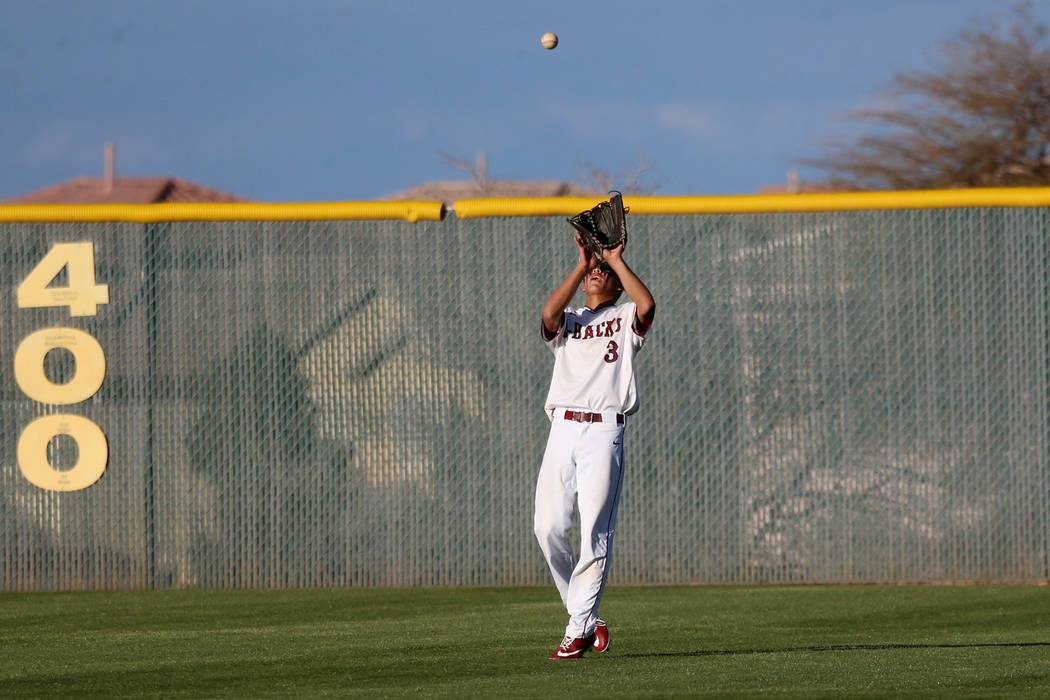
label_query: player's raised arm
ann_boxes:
[602,243,655,332]
[541,233,596,338]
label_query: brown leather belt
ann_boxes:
[563,410,624,424]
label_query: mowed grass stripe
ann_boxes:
[3,585,1050,698]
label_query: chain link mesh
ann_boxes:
[2,207,1048,590]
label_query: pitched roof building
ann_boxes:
[4,143,248,204]
[383,179,600,203]
[5,176,248,205]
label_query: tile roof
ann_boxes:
[383,179,601,202]
[757,182,840,195]
[4,177,249,204]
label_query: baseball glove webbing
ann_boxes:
[567,191,629,259]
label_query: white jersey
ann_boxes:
[543,300,647,416]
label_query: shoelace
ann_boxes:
[558,635,574,650]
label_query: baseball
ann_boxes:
[541,32,558,50]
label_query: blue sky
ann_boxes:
[3,0,1045,201]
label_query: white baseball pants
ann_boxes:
[534,412,625,639]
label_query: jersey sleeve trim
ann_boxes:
[541,313,564,343]
[633,311,653,337]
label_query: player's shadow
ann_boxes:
[623,642,1050,658]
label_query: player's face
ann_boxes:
[583,262,622,297]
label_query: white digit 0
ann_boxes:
[14,328,106,405]
[17,414,109,492]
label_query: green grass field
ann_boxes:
[3,585,1050,698]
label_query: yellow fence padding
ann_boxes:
[454,188,1050,217]
[0,200,447,223]
[5,189,1049,222]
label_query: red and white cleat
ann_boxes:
[549,633,597,659]
[592,619,611,653]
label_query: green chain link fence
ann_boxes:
[2,204,1049,589]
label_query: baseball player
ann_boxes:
[535,228,655,659]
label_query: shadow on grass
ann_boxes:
[624,642,1050,658]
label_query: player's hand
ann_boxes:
[602,241,626,266]
[574,233,598,269]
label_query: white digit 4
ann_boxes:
[17,242,110,317]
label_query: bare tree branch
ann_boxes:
[436,150,488,190]
[802,2,1050,190]
[576,154,665,195]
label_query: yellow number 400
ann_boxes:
[15,241,110,492]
